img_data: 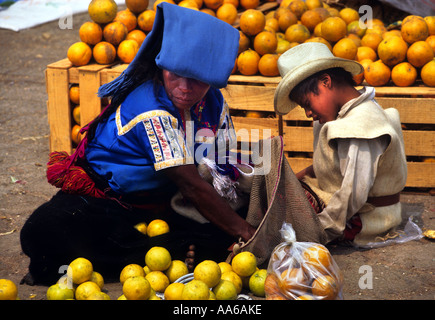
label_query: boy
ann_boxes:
[274,43,407,246]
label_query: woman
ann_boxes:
[21,3,255,285]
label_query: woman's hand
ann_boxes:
[164,164,256,241]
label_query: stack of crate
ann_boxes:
[45,60,435,189]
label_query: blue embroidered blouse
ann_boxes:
[85,80,235,194]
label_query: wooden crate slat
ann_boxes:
[45,67,72,154]
[406,162,435,188]
[78,69,102,127]
[232,116,279,141]
[404,130,435,157]
[223,84,276,112]
[376,97,435,124]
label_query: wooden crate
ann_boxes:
[223,75,435,189]
[46,61,435,188]
[45,59,128,154]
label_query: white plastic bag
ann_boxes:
[265,223,344,300]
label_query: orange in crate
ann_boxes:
[79,21,103,45]
[239,9,265,36]
[237,49,260,75]
[67,42,92,67]
[114,9,137,32]
[364,60,391,87]
[137,10,156,33]
[93,41,117,65]
[391,62,417,87]
[103,21,128,46]
[117,39,139,64]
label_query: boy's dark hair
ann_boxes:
[289,67,356,105]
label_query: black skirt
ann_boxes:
[20,190,239,285]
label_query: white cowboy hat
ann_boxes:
[274,42,363,115]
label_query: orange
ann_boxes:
[72,105,81,125]
[126,29,146,47]
[200,8,216,16]
[313,7,330,21]
[421,58,435,87]
[401,15,429,44]
[382,29,402,40]
[305,37,332,51]
[364,60,391,86]
[279,268,310,297]
[239,9,266,36]
[276,38,292,54]
[69,85,80,105]
[120,264,146,284]
[178,0,199,9]
[377,36,408,67]
[311,275,338,300]
[258,53,279,76]
[279,0,292,8]
[103,21,128,46]
[265,18,280,33]
[339,7,359,25]
[114,9,137,32]
[123,276,151,300]
[125,0,149,14]
[361,32,383,51]
[346,33,361,47]
[300,9,323,32]
[147,219,170,237]
[254,31,278,55]
[224,0,238,7]
[117,39,139,63]
[71,124,83,145]
[305,0,323,10]
[79,21,103,45]
[332,38,357,60]
[238,31,251,53]
[288,0,308,19]
[75,281,101,300]
[231,251,257,277]
[353,58,372,85]
[326,7,339,18]
[347,20,366,38]
[88,0,118,24]
[285,23,310,43]
[67,42,92,67]
[93,41,117,65]
[153,0,175,11]
[277,10,298,32]
[425,35,435,54]
[391,62,417,87]
[240,0,259,10]
[203,0,223,10]
[356,46,377,62]
[321,16,347,42]
[216,3,238,25]
[302,244,332,270]
[313,22,323,37]
[406,40,434,68]
[192,0,204,8]
[0,279,18,300]
[137,9,156,33]
[424,16,435,35]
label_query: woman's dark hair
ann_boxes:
[86,62,162,142]
[289,67,356,105]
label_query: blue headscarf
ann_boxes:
[98,3,240,102]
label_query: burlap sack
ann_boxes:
[229,136,327,266]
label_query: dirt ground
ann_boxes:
[0,10,434,301]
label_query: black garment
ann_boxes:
[20,191,240,285]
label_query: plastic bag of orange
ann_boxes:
[265,223,343,300]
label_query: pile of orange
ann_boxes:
[66,0,435,87]
[265,243,343,300]
[67,0,149,66]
